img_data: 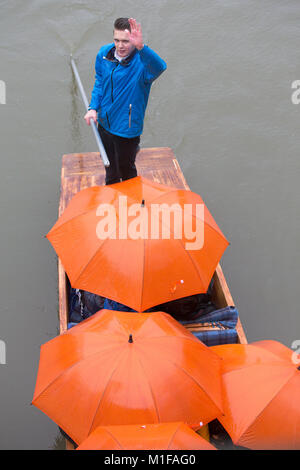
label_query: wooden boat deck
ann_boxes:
[58,147,247,345]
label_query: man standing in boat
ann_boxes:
[84,17,167,185]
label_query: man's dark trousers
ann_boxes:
[98,124,140,185]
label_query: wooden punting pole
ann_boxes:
[70,55,110,168]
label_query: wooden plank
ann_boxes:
[58,259,68,334]
[58,167,68,334]
[65,440,75,451]
[58,147,248,347]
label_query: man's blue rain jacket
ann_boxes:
[89,43,167,138]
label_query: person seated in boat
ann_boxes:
[84,17,167,185]
[68,288,104,326]
[68,284,239,346]
[68,287,215,326]
[103,278,216,321]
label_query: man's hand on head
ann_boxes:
[126,18,144,51]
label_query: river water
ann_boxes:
[0,0,299,450]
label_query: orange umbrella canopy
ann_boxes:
[211,341,300,450]
[46,176,229,311]
[76,422,216,450]
[32,310,224,445]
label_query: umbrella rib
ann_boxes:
[73,194,148,286]
[148,188,178,204]
[134,349,161,423]
[139,335,205,347]
[166,422,183,449]
[218,344,286,373]
[73,226,117,285]
[32,344,124,404]
[162,356,222,413]
[158,215,207,288]
[99,184,140,203]
[96,427,123,449]
[47,209,97,237]
[136,335,214,358]
[87,350,128,436]
[233,366,297,443]
[139,236,146,311]
[148,191,227,239]
[184,210,228,239]
[48,187,139,237]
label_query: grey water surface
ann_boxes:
[0,0,299,449]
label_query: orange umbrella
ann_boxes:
[211,341,300,450]
[32,310,224,445]
[46,176,229,311]
[76,422,216,450]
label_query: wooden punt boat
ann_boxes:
[57,147,247,449]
